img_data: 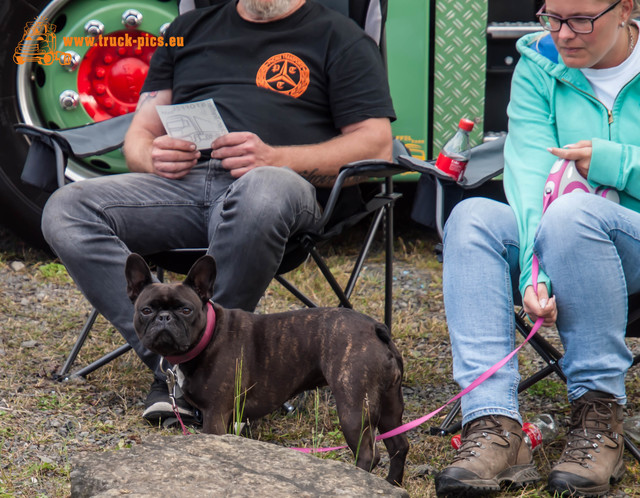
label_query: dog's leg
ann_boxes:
[334,388,381,474]
[377,386,409,485]
[340,413,379,473]
[202,409,232,435]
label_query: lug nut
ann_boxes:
[84,19,104,37]
[62,51,81,72]
[122,9,143,28]
[159,23,171,36]
[59,90,79,110]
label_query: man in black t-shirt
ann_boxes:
[42,0,395,424]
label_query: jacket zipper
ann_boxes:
[561,78,614,127]
[561,70,640,127]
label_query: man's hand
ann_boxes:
[211,132,276,178]
[150,135,200,179]
[547,140,592,179]
[523,283,557,327]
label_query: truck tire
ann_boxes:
[0,1,52,248]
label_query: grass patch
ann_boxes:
[36,262,72,284]
[526,378,566,400]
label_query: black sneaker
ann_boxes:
[143,378,201,426]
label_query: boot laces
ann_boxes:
[452,416,512,463]
[559,397,620,467]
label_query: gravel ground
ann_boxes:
[2,221,640,497]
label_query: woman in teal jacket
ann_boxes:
[436,0,640,496]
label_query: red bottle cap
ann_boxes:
[458,118,475,132]
[451,434,462,449]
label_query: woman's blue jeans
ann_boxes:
[443,195,640,426]
[41,162,321,379]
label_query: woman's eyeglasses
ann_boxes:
[536,0,622,34]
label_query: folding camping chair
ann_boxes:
[398,142,640,463]
[15,0,409,381]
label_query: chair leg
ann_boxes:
[624,435,640,462]
[59,344,132,381]
[430,400,462,436]
[273,275,318,308]
[55,307,100,380]
[307,245,353,308]
[384,177,394,331]
[344,209,385,300]
[54,307,132,381]
[515,312,566,382]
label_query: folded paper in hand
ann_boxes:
[156,98,228,150]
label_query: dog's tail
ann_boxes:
[375,323,391,344]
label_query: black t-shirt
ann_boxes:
[141,0,395,146]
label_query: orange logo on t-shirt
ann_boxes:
[256,53,310,98]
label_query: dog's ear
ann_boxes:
[125,253,154,303]
[183,255,217,303]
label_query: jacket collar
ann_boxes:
[517,32,594,90]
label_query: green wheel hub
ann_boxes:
[18,0,178,176]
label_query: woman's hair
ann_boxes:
[623,0,640,18]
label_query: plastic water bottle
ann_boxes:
[451,414,558,451]
[523,414,559,450]
[434,118,475,181]
[624,415,640,443]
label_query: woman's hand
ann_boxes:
[523,283,557,327]
[547,140,592,179]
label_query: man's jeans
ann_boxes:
[443,195,640,427]
[41,162,322,379]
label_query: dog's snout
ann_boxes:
[156,311,172,323]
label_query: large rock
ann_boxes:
[70,434,408,497]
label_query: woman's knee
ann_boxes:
[536,193,601,246]
[444,198,515,246]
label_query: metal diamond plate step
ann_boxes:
[433,0,488,150]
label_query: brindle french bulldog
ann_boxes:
[125,253,408,485]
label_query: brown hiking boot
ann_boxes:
[548,391,625,497]
[435,415,540,496]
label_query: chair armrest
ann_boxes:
[14,113,134,159]
[316,159,409,230]
[398,135,506,190]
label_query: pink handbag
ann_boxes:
[542,158,619,209]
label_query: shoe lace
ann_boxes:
[559,397,620,467]
[452,416,513,463]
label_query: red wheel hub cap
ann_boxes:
[77,30,157,121]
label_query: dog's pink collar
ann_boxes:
[165,301,216,365]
